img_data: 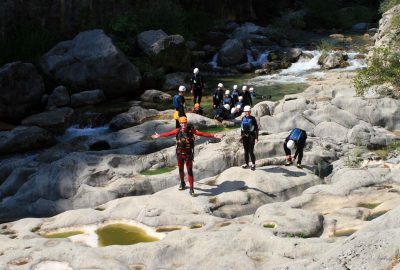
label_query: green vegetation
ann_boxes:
[374,141,400,159]
[45,230,84,238]
[96,223,159,246]
[367,210,389,221]
[287,232,306,238]
[0,20,61,66]
[190,224,203,229]
[357,202,381,209]
[140,166,176,176]
[353,48,400,97]
[380,0,400,14]
[263,224,276,228]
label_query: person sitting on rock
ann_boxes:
[222,90,234,109]
[240,105,259,170]
[284,128,308,169]
[172,85,186,128]
[152,116,223,196]
[235,96,244,110]
[191,103,203,115]
[231,104,242,118]
[215,103,232,122]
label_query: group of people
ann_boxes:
[213,83,256,122]
[153,67,307,197]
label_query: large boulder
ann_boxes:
[149,35,191,72]
[40,29,141,97]
[137,29,168,55]
[0,62,45,123]
[140,90,172,103]
[0,126,56,156]
[374,4,400,50]
[21,107,74,133]
[109,106,159,130]
[162,72,190,91]
[217,39,246,67]
[70,89,105,107]
[319,52,349,69]
[47,85,70,108]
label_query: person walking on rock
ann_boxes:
[240,105,259,170]
[190,68,204,104]
[152,116,224,196]
[284,128,307,168]
[172,85,186,128]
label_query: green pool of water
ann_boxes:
[140,166,176,176]
[45,230,84,238]
[96,223,159,246]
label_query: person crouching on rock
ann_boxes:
[240,105,259,171]
[284,128,307,168]
[191,103,203,115]
[152,116,224,196]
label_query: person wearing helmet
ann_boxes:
[231,104,242,118]
[152,116,224,196]
[213,83,224,109]
[249,87,256,101]
[222,89,234,109]
[284,128,307,168]
[190,68,204,104]
[242,85,252,107]
[240,105,259,170]
[235,96,244,111]
[231,84,239,103]
[172,85,187,128]
[191,102,203,115]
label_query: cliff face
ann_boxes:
[0,0,296,39]
[374,4,400,51]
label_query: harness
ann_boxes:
[176,126,195,161]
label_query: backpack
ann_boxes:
[289,128,302,142]
[241,116,255,133]
[176,125,195,150]
[173,95,180,109]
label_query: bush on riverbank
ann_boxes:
[353,48,400,97]
[380,0,400,13]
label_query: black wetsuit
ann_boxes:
[283,128,307,164]
[241,115,259,165]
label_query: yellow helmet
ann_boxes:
[179,116,187,123]
[194,103,200,108]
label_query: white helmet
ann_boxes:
[233,85,238,90]
[242,85,247,91]
[178,85,186,92]
[287,140,295,150]
[238,96,243,100]
[193,68,199,74]
[231,108,236,114]
[243,105,251,112]
[225,90,230,95]
[223,104,230,110]
[249,87,254,92]
[218,83,223,88]
[236,104,241,109]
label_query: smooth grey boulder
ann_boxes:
[374,4,400,50]
[273,97,315,114]
[347,122,399,147]
[109,106,159,130]
[40,29,141,97]
[48,85,70,107]
[314,121,349,143]
[332,96,400,130]
[319,52,348,69]
[140,89,172,103]
[162,72,190,91]
[70,89,105,107]
[21,107,74,133]
[217,39,246,67]
[149,35,191,72]
[137,29,168,55]
[253,203,324,237]
[260,111,316,134]
[0,167,36,199]
[0,126,56,156]
[0,62,45,122]
[303,104,359,129]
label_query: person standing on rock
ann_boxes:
[172,86,186,128]
[284,128,307,168]
[152,116,224,196]
[190,68,204,104]
[242,85,252,107]
[213,83,224,109]
[240,105,259,170]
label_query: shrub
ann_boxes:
[353,47,400,96]
[380,0,400,14]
